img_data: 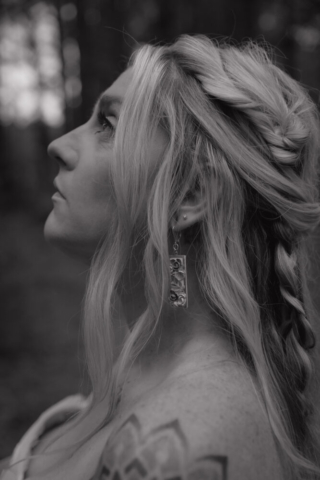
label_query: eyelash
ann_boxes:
[96,111,115,136]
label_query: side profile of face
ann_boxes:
[44,68,166,262]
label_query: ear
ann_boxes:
[172,190,207,232]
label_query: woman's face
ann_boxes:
[44,68,166,262]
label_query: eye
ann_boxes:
[95,111,115,136]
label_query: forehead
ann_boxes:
[103,68,133,101]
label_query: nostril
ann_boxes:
[47,141,67,167]
[47,130,77,170]
[56,155,67,167]
[48,151,67,168]
[47,141,59,161]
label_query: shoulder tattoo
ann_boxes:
[90,414,228,480]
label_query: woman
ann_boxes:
[2,34,320,480]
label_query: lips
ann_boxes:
[53,179,66,199]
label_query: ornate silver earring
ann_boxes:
[169,226,188,308]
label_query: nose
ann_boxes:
[47,129,79,170]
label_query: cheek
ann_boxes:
[73,155,113,216]
[79,166,114,231]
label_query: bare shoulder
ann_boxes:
[91,360,284,480]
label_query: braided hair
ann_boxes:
[83,35,320,479]
[164,36,320,477]
[116,36,320,477]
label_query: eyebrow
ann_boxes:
[94,94,123,116]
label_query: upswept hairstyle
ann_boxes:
[84,35,320,478]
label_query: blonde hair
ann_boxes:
[84,35,320,478]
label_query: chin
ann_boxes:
[44,210,64,245]
[44,212,96,264]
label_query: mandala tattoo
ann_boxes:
[90,414,228,480]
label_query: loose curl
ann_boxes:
[83,35,320,479]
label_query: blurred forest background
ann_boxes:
[1,0,320,460]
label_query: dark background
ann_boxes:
[1,0,320,460]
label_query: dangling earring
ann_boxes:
[169,226,188,308]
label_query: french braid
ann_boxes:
[273,220,315,350]
[65,35,320,480]
[169,36,320,475]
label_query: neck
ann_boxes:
[119,246,233,376]
[112,243,236,412]
[116,291,234,413]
